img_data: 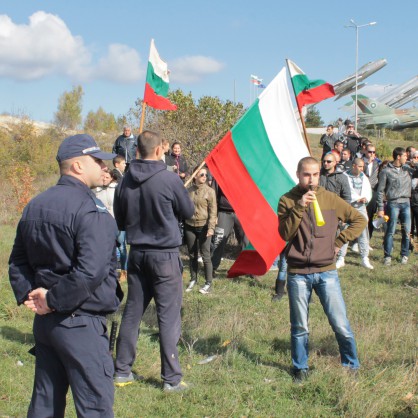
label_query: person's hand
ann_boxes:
[358,197,367,204]
[173,165,178,171]
[334,247,340,257]
[377,210,385,218]
[24,288,54,315]
[207,230,214,237]
[298,190,316,207]
[179,172,185,178]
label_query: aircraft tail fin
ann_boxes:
[353,94,393,115]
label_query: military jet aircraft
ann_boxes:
[377,75,418,108]
[355,94,418,130]
[333,59,387,100]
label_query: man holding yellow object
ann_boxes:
[278,157,366,383]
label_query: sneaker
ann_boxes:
[199,284,211,294]
[336,257,345,269]
[163,380,191,393]
[185,280,196,292]
[272,293,285,302]
[361,257,374,269]
[351,243,359,253]
[384,257,391,266]
[114,372,144,387]
[197,256,203,264]
[292,369,308,384]
[401,256,408,265]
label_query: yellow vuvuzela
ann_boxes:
[312,198,325,226]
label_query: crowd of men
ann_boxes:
[319,121,418,267]
[7,125,417,415]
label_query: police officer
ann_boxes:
[9,134,123,418]
[113,130,194,392]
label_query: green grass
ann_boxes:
[0,223,417,417]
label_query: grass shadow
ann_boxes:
[0,325,34,345]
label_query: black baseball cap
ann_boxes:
[56,134,116,162]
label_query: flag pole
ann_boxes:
[184,160,206,188]
[285,59,312,156]
[139,101,147,134]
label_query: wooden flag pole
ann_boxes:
[184,160,206,188]
[285,59,313,156]
[139,101,147,134]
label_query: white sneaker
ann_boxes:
[336,257,345,269]
[197,256,203,264]
[383,257,391,266]
[185,280,196,292]
[361,257,374,269]
[401,256,408,265]
[199,284,211,294]
[351,243,359,253]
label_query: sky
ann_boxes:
[1,0,417,126]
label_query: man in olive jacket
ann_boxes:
[278,157,366,383]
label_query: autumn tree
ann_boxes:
[84,107,118,133]
[54,85,84,130]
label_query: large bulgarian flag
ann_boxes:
[143,39,177,111]
[287,59,335,112]
[205,68,310,278]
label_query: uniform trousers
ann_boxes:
[28,313,114,418]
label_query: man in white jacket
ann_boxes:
[336,158,373,269]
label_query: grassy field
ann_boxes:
[0,222,416,417]
[0,133,416,417]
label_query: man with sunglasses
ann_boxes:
[363,144,381,239]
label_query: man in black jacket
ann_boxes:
[113,130,194,392]
[9,134,122,418]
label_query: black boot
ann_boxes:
[272,280,286,302]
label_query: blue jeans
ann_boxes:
[117,231,128,271]
[277,253,287,282]
[384,201,411,258]
[287,270,359,371]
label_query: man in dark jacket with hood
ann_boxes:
[113,130,194,392]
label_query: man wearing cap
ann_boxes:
[9,134,123,417]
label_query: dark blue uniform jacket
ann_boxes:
[9,175,122,315]
[114,159,194,250]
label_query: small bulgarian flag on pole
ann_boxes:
[286,59,335,112]
[140,39,176,133]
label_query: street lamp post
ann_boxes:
[345,19,377,131]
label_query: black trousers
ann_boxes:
[211,211,248,271]
[28,314,114,418]
[366,189,378,238]
[115,250,183,385]
[184,224,213,284]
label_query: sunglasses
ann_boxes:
[199,173,207,177]
[367,150,376,154]
[323,160,334,164]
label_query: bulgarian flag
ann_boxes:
[206,68,309,277]
[287,59,335,112]
[143,39,177,111]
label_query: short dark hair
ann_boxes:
[334,139,344,147]
[137,130,162,158]
[342,147,351,155]
[113,155,125,166]
[297,157,319,173]
[406,145,415,153]
[393,147,405,160]
[171,141,181,150]
[327,124,334,129]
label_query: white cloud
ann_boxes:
[170,55,224,83]
[0,12,142,83]
[95,44,144,83]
